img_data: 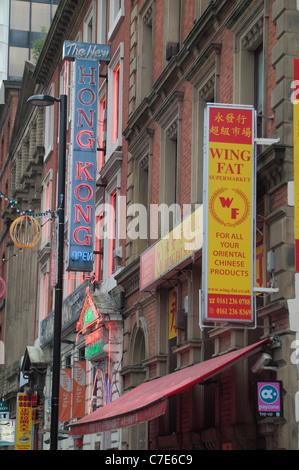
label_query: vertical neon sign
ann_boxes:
[68,59,98,271]
[63,41,110,272]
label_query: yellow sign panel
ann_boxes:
[140,207,203,291]
[168,288,177,339]
[15,393,32,450]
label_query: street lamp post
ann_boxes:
[28,94,67,450]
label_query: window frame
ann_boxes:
[98,85,107,172]
[108,0,125,40]
[41,170,53,246]
[84,1,96,43]
[95,212,104,282]
[97,0,107,44]
[106,42,124,159]
[44,83,55,159]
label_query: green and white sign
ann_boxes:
[0,401,9,420]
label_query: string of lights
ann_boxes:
[0,191,56,219]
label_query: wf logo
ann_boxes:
[219,197,239,220]
[209,187,250,228]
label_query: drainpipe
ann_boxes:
[262,0,270,139]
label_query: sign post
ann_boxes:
[202,103,256,325]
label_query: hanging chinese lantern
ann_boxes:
[0,277,6,298]
[9,215,42,249]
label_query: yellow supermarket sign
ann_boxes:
[203,104,255,324]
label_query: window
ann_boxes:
[138,155,150,246]
[194,0,211,20]
[108,190,117,276]
[164,0,182,64]
[45,84,55,158]
[79,347,85,361]
[97,0,108,44]
[157,92,184,235]
[165,133,178,206]
[108,0,125,39]
[31,3,52,32]
[42,272,47,319]
[9,1,58,79]
[112,63,120,146]
[187,46,220,204]
[233,13,263,145]
[255,46,263,138]
[65,354,72,369]
[10,1,30,30]
[84,2,96,43]
[40,263,50,321]
[137,0,154,103]
[42,172,52,244]
[95,214,104,282]
[98,93,107,170]
[233,14,263,106]
[132,329,145,365]
[9,47,29,78]
[127,129,154,258]
[67,273,73,296]
[107,43,124,157]
[45,182,50,240]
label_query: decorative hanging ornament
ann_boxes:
[0,277,6,298]
[9,215,42,249]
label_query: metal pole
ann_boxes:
[50,94,67,450]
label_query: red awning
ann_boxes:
[69,337,271,436]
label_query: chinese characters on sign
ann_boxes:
[15,393,33,450]
[203,104,255,324]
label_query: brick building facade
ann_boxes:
[1,0,299,451]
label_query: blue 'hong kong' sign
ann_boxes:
[67,56,98,272]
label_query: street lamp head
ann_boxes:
[27,94,59,107]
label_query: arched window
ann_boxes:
[132,328,145,365]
